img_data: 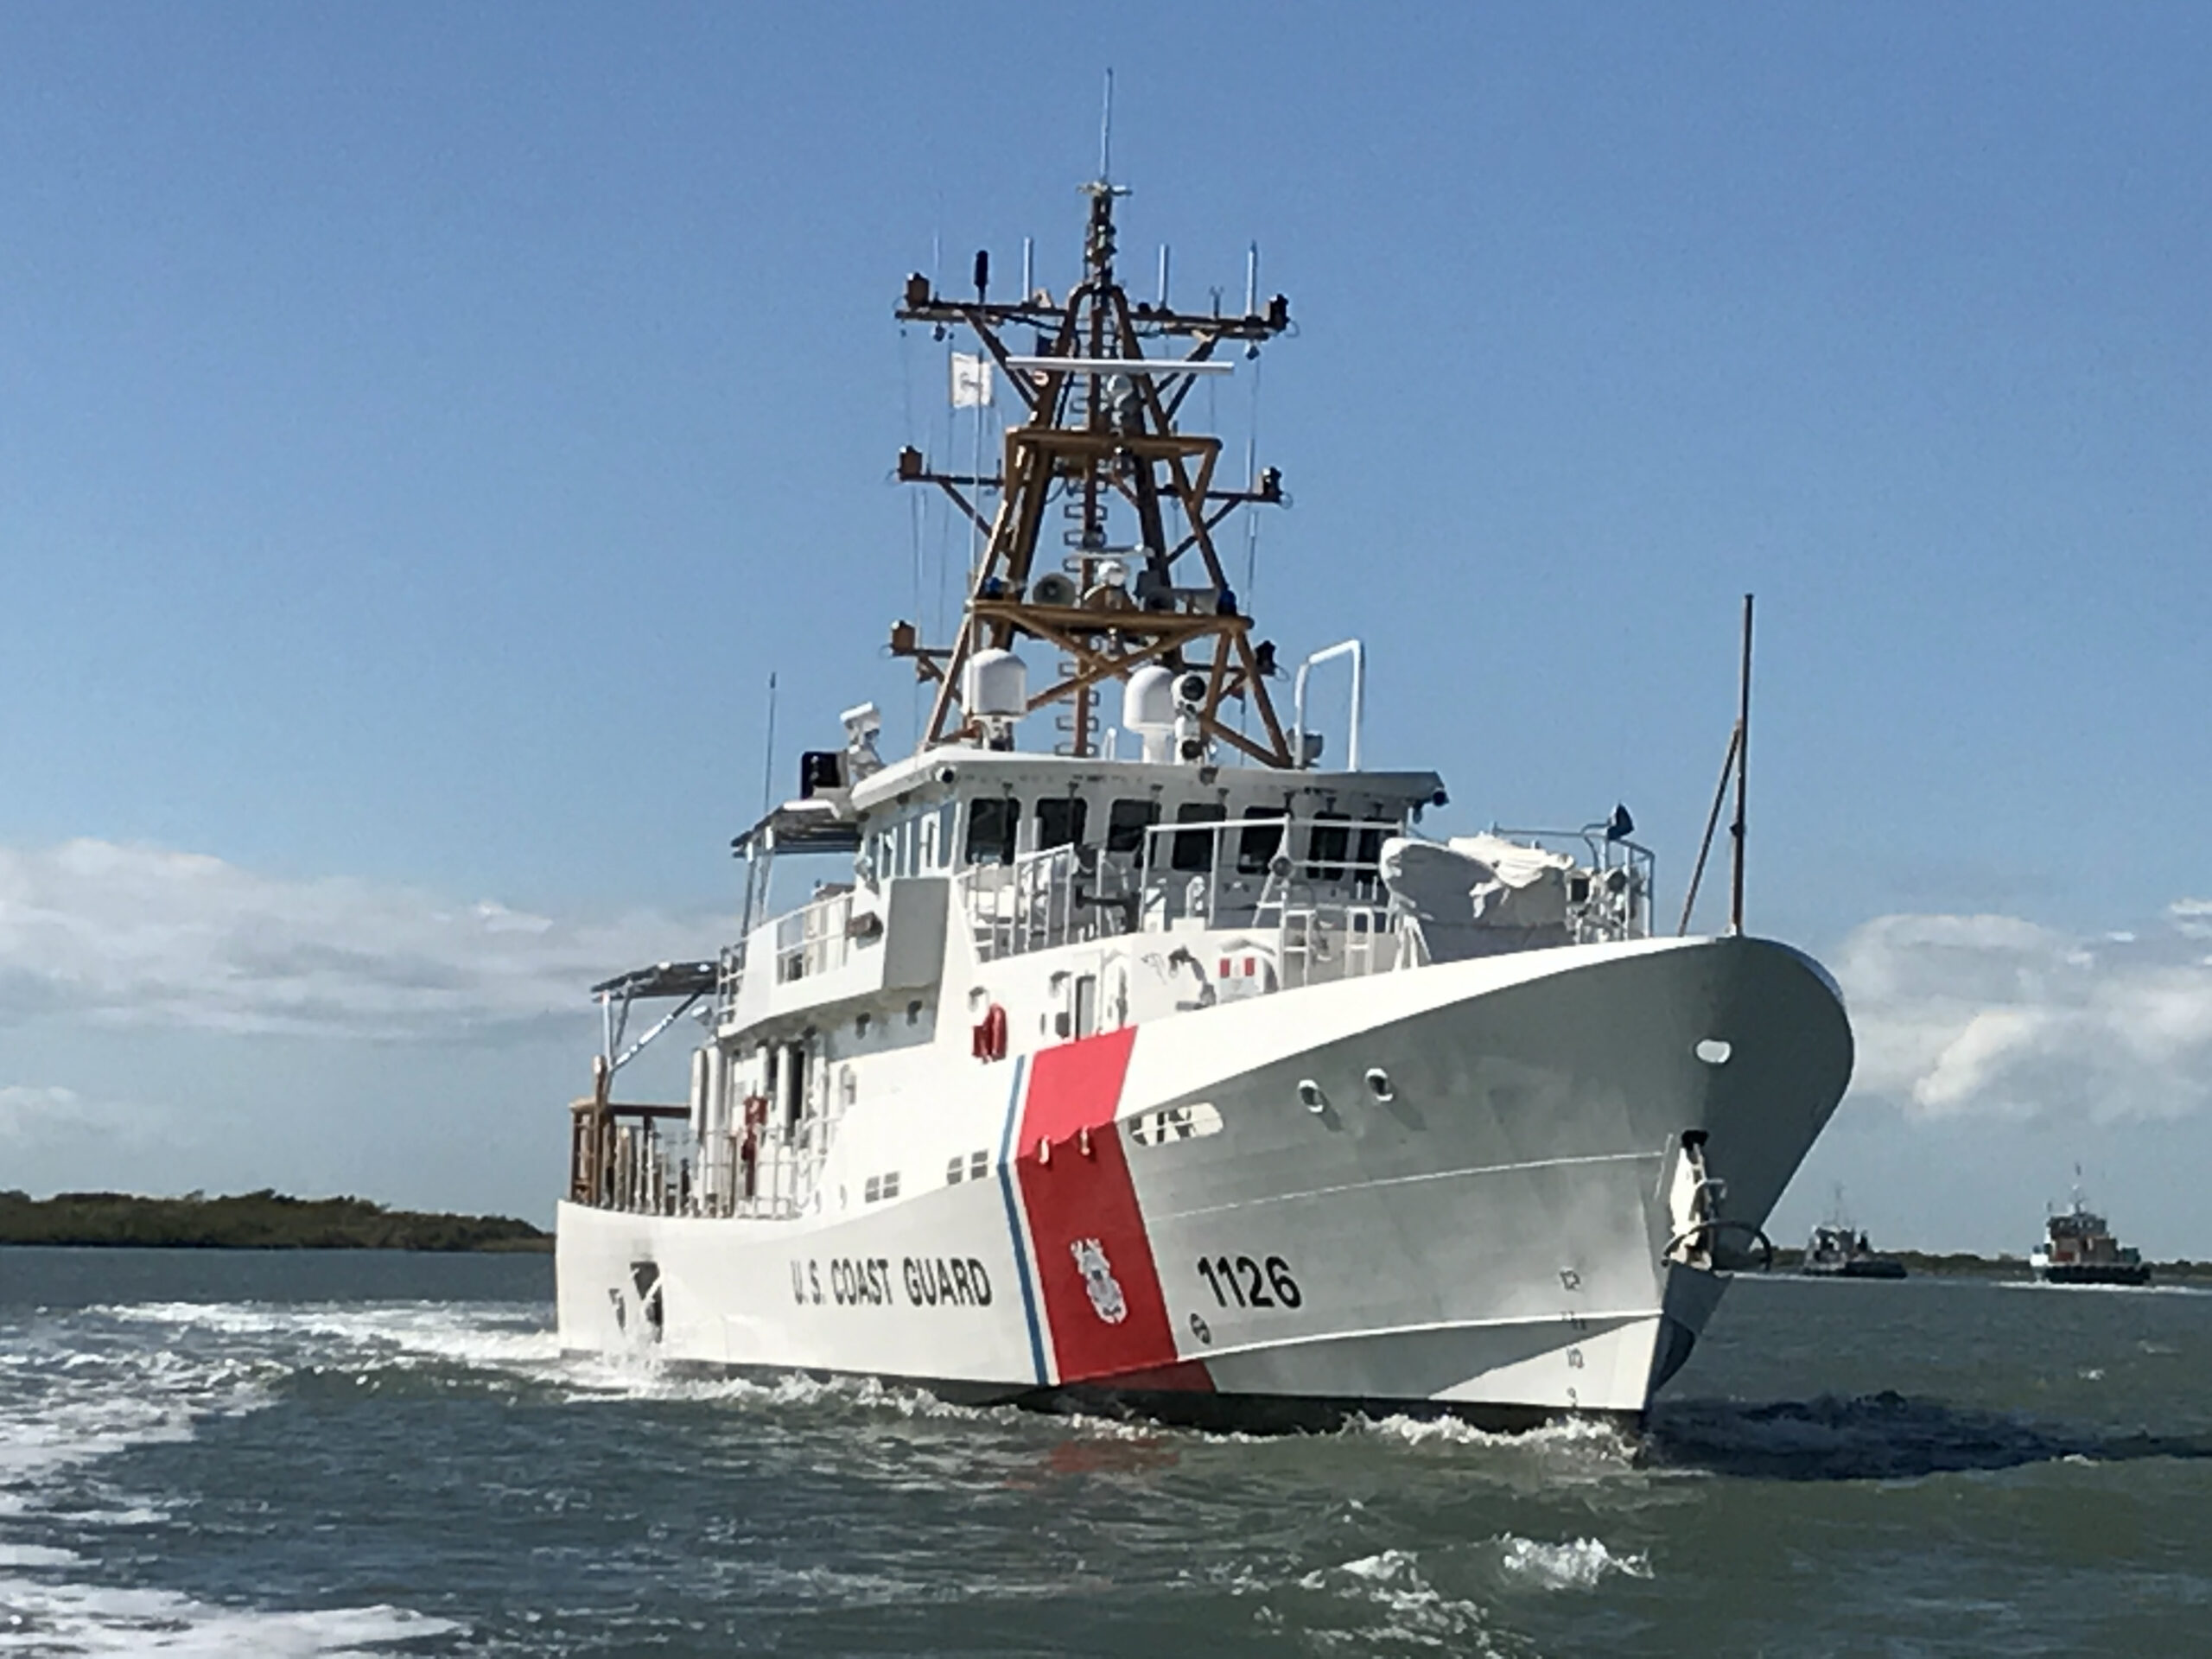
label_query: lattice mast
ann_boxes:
[890,177,1296,766]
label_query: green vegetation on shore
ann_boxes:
[0,1189,550,1252]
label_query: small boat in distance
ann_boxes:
[2031,1180,2151,1287]
[1801,1223,1906,1280]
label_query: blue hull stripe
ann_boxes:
[995,1054,1046,1385]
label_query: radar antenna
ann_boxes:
[888,168,1297,765]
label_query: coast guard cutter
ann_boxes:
[555,175,1854,1428]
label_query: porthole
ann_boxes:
[1364,1067,1395,1103]
[1297,1078,1328,1115]
[1694,1039,1732,1065]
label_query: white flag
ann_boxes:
[950,351,994,409]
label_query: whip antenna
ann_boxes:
[1098,68,1115,185]
[758,671,779,817]
[1729,594,1753,935]
[1678,594,1755,937]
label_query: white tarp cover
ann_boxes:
[1378,835,1576,961]
[1446,834,1576,893]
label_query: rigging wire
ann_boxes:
[935,365,954,643]
[899,315,925,750]
[931,225,951,645]
[969,366,986,580]
[1239,246,1266,741]
[1243,352,1263,607]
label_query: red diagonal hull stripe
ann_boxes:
[1014,1028,1204,1389]
[1020,1027,1137,1147]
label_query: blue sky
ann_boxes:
[3,5,2208,1251]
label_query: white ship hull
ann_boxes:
[557,933,1850,1427]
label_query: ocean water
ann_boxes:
[1,1249,2207,1656]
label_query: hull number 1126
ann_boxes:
[1197,1255,1302,1310]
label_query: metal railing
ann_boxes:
[951,814,1411,981]
[578,1104,842,1223]
[1277,903,1395,988]
[1137,813,1393,930]
[1485,824,1656,944]
[960,843,1125,963]
[774,887,855,982]
[715,938,747,1027]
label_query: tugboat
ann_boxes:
[2031,1180,2151,1286]
[1801,1224,1907,1280]
[552,163,1856,1429]
[1800,1186,1905,1279]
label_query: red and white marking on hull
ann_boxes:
[1001,1027,1213,1393]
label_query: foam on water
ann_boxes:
[1493,1535,1653,1592]
[109,1297,561,1372]
[1290,1548,1509,1655]
[0,1576,457,1656]
[0,1297,499,1654]
[1353,1411,1637,1460]
[104,1297,1040,1424]
[0,1546,79,1569]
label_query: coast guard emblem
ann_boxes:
[1070,1237,1128,1325]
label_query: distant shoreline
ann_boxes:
[0,1190,551,1253]
[1765,1246,2212,1281]
[5,1193,2204,1276]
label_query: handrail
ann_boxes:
[1137,811,1389,929]
[1292,639,1364,771]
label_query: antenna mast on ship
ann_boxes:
[888,143,1298,766]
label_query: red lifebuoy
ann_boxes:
[971,1002,1008,1063]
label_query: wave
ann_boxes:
[0,1572,455,1656]
[1352,1410,1637,1459]
[1493,1534,1652,1592]
[1996,1279,2212,1299]
[1645,1390,2212,1481]
[0,1300,503,1652]
[1291,1548,1510,1655]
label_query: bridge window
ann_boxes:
[965,797,1020,865]
[1036,797,1088,851]
[1172,803,1225,872]
[1356,817,1391,868]
[1105,798,1158,855]
[1306,814,1351,880]
[1236,807,1287,874]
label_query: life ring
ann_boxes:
[971,1002,1009,1063]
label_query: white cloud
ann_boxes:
[1835,901,2212,1123]
[0,839,730,1039]
[0,1083,168,1149]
